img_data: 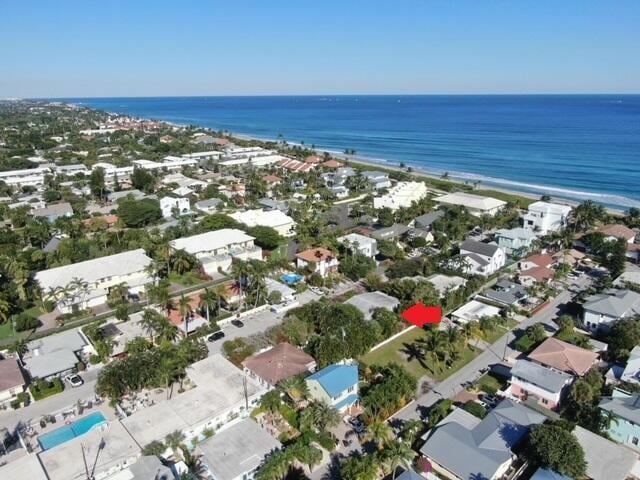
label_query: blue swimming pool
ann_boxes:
[38,412,107,451]
[281,273,303,285]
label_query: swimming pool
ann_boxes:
[38,412,107,451]
[281,273,303,285]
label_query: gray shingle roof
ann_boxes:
[420,399,545,480]
[414,210,444,229]
[460,239,500,257]
[599,393,640,424]
[583,289,640,318]
[511,359,573,393]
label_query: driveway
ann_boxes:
[310,420,368,480]
[392,274,590,422]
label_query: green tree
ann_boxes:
[525,424,587,478]
[340,455,379,480]
[89,167,106,200]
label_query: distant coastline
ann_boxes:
[63,95,640,211]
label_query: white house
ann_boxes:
[459,239,506,276]
[508,359,573,411]
[230,209,296,237]
[35,249,153,313]
[451,300,501,324]
[362,171,392,190]
[296,247,340,278]
[373,181,428,211]
[523,201,572,234]
[160,196,191,218]
[337,233,378,258]
[170,229,262,274]
[435,192,507,216]
[582,289,640,332]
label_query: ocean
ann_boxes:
[64,95,640,209]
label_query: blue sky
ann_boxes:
[2,0,639,97]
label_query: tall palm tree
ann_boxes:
[199,288,218,323]
[140,309,161,344]
[309,401,341,431]
[164,430,186,451]
[365,419,393,450]
[178,295,193,334]
[382,441,416,480]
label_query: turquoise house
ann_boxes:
[599,389,640,450]
[305,363,359,413]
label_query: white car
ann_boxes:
[65,374,84,388]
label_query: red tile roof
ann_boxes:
[521,265,555,283]
[528,337,599,376]
[243,343,316,385]
[322,160,343,169]
[305,155,322,164]
[262,175,282,184]
[524,254,554,268]
[598,224,636,241]
[296,247,335,263]
[0,358,25,391]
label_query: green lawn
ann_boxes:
[169,271,205,286]
[475,373,507,395]
[361,327,481,381]
[482,319,518,344]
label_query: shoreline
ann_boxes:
[82,104,628,214]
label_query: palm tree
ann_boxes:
[164,430,186,451]
[365,419,393,449]
[178,295,193,334]
[383,441,416,480]
[199,288,218,323]
[0,297,11,324]
[182,447,208,479]
[309,401,341,431]
[140,309,162,344]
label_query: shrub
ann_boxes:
[30,378,64,401]
[463,401,487,419]
[14,313,39,332]
[76,361,86,371]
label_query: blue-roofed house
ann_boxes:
[305,363,359,413]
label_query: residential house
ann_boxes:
[572,425,640,480]
[258,198,289,212]
[121,354,266,447]
[450,300,501,324]
[337,232,378,258]
[528,338,599,377]
[322,159,343,169]
[425,273,466,298]
[265,278,297,304]
[459,239,506,276]
[23,328,91,379]
[518,254,556,286]
[523,201,572,234]
[32,202,74,222]
[494,227,537,256]
[305,363,359,413]
[170,229,262,275]
[370,223,410,242]
[0,357,26,404]
[194,197,223,214]
[330,185,349,199]
[508,359,574,410]
[481,279,528,307]
[165,294,209,336]
[345,291,400,320]
[35,249,153,313]
[278,158,316,173]
[419,399,546,480]
[582,289,640,332]
[199,419,281,480]
[243,343,317,388]
[230,209,296,237]
[413,210,444,230]
[107,189,145,203]
[373,181,428,211]
[296,247,339,277]
[600,390,640,451]
[159,196,191,218]
[435,192,507,216]
[362,170,392,189]
[598,224,636,243]
[608,345,640,385]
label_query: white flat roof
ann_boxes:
[35,249,152,292]
[527,201,573,214]
[230,209,295,229]
[0,453,48,480]
[25,349,78,378]
[435,192,507,211]
[337,232,376,246]
[451,300,501,323]
[170,229,254,254]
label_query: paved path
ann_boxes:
[393,275,590,422]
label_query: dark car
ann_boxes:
[207,331,225,342]
[232,319,245,328]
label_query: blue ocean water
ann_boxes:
[64,95,640,209]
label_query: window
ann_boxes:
[542,399,548,405]
[632,437,639,446]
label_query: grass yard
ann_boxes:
[482,319,518,344]
[362,327,481,382]
[474,189,535,208]
[169,271,205,286]
[476,373,508,395]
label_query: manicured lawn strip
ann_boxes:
[482,319,518,344]
[476,373,507,394]
[30,378,65,401]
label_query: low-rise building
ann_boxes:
[373,181,428,211]
[160,196,190,218]
[337,233,378,258]
[35,249,153,313]
[481,279,528,307]
[23,327,91,379]
[450,300,501,324]
[508,359,574,410]
[459,239,506,276]
[600,390,640,451]
[582,289,640,332]
[243,343,317,388]
[435,192,507,216]
[306,363,359,413]
[362,170,392,189]
[230,209,296,237]
[523,201,572,234]
[425,273,466,298]
[199,418,281,480]
[598,224,636,243]
[494,227,537,255]
[32,202,74,222]
[0,357,26,404]
[170,229,262,275]
[412,210,444,231]
[528,338,599,377]
[608,345,640,384]
[345,291,400,320]
[194,197,223,214]
[296,247,339,278]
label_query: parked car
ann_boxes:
[207,331,225,342]
[65,374,84,388]
[231,319,245,328]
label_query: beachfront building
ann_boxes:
[306,363,359,413]
[295,247,339,278]
[230,209,296,237]
[494,227,537,256]
[337,232,378,258]
[362,170,392,189]
[598,224,637,243]
[435,192,507,216]
[199,419,282,480]
[459,239,506,276]
[121,354,266,448]
[35,249,153,313]
[159,196,190,218]
[170,228,262,275]
[523,201,572,234]
[582,289,640,332]
[373,181,428,211]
